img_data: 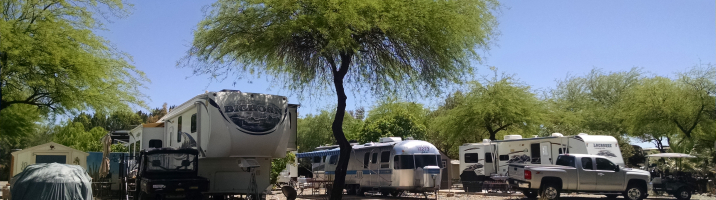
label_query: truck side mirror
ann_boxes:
[614,166,620,172]
[152,160,161,167]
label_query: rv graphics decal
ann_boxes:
[596,150,618,157]
[209,98,287,135]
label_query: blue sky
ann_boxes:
[97,0,714,146]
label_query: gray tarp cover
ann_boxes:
[11,163,92,200]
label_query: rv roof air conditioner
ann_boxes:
[364,142,375,146]
[578,133,588,136]
[551,133,564,137]
[405,137,414,140]
[503,135,522,140]
[483,139,491,143]
[219,89,241,92]
[379,137,402,143]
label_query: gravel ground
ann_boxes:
[265,189,716,200]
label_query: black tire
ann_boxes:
[605,194,619,199]
[346,185,356,195]
[391,190,402,197]
[381,190,390,197]
[624,183,646,200]
[357,187,365,196]
[138,192,151,200]
[675,187,692,200]
[540,183,561,200]
[523,189,538,198]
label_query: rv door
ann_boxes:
[540,142,552,165]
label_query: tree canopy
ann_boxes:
[0,0,148,116]
[185,0,499,198]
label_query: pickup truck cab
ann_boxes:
[508,154,651,200]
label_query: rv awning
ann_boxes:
[647,153,696,158]
[296,149,340,158]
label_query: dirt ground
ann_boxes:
[264,189,716,200]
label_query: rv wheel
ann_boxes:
[391,190,402,197]
[357,187,365,196]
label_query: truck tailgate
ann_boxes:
[508,164,526,180]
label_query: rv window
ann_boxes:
[415,155,438,168]
[581,157,594,170]
[322,156,327,163]
[464,153,479,163]
[178,116,183,143]
[371,153,378,164]
[499,155,509,161]
[596,158,616,171]
[329,156,338,165]
[148,140,162,148]
[380,151,390,163]
[313,156,321,163]
[394,155,414,169]
[191,114,197,133]
[438,155,443,168]
[530,143,540,164]
[363,153,370,168]
[485,153,493,163]
[555,155,575,167]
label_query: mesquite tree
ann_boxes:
[183,0,498,199]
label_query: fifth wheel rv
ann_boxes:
[459,133,624,192]
[128,90,298,199]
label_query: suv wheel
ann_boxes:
[624,183,645,200]
[675,187,691,200]
[540,183,561,200]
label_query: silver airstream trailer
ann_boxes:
[298,137,442,196]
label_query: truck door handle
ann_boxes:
[598,173,604,176]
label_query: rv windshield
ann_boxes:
[414,155,439,168]
[145,153,196,172]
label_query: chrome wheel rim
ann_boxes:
[680,190,689,198]
[627,188,641,200]
[545,187,558,199]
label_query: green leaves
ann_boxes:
[184,0,498,98]
[0,0,148,115]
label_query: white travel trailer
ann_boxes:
[128,90,298,198]
[458,133,624,192]
[297,137,443,197]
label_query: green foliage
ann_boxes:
[72,110,144,132]
[52,122,108,152]
[0,0,148,114]
[184,0,498,97]
[431,72,544,144]
[297,109,363,152]
[359,100,427,143]
[0,104,41,138]
[270,152,296,184]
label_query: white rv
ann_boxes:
[128,90,298,198]
[458,133,623,192]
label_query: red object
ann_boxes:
[524,170,532,180]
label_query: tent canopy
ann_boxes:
[11,163,92,200]
[296,149,340,158]
[647,153,696,158]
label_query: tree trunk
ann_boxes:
[329,53,353,200]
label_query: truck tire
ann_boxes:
[540,183,561,200]
[523,189,538,198]
[624,183,646,200]
[675,187,691,200]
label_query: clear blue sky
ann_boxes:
[98,0,714,146]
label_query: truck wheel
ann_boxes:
[540,184,561,200]
[605,194,619,199]
[138,192,151,200]
[675,187,691,200]
[624,183,646,200]
[523,189,538,198]
[356,187,365,196]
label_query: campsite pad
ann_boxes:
[11,163,92,200]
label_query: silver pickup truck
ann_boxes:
[508,154,652,200]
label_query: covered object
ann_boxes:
[10,163,92,200]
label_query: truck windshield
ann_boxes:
[145,153,196,172]
[555,155,575,167]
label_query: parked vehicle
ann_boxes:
[647,153,699,200]
[128,90,299,199]
[508,154,651,200]
[130,148,209,200]
[459,133,625,192]
[296,137,443,197]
